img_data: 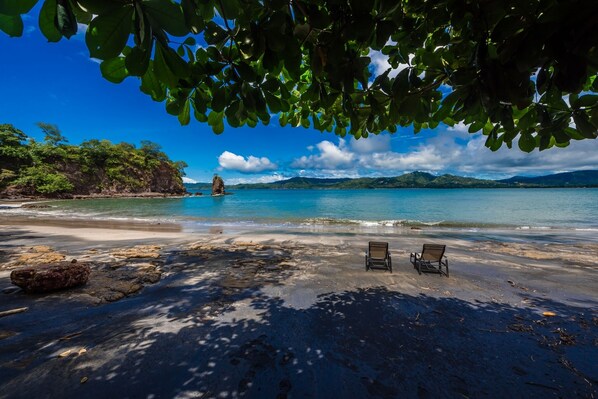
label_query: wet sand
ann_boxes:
[0,219,597,398]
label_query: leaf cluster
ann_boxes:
[2,0,598,152]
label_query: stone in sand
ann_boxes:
[10,262,91,293]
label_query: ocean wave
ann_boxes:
[516,226,554,230]
[2,204,595,232]
[298,218,502,229]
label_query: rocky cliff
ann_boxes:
[0,125,187,199]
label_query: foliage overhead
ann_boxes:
[1,0,598,152]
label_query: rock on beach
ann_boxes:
[10,262,91,293]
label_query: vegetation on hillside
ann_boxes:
[0,123,187,198]
[185,171,598,190]
[1,1,597,151]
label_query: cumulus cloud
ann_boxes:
[350,134,391,154]
[289,129,598,179]
[368,49,413,78]
[218,151,277,173]
[291,139,354,169]
[226,173,287,185]
[182,177,198,184]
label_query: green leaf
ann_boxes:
[142,0,187,37]
[100,57,128,83]
[468,121,484,133]
[153,42,190,87]
[141,64,166,101]
[208,111,222,126]
[76,0,119,14]
[517,108,537,130]
[194,110,207,122]
[178,98,191,126]
[217,0,239,20]
[279,113,288,127]
[56,0,77,38]
[0,0,37,15]
[181,0,203,34]
[211,86,226,113]
[153,43,175,87]
[125,46,151,76]
[160,41,191,77]
[0,13,22,37]
[212,120,224,134]
[573,113,597,138]
[518,132,536,152]
[573,95,598,109]
[166,97,182,116]
[183,36,196,46]
[39,0,61,42]
[563,127,586,140]
[86,5,134,59]
[208,111,224,134]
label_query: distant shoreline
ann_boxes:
[3,186,598,202]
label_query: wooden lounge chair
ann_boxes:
[365,241,392,273]
[410,244,449,277]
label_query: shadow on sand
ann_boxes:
[1,272,596,399]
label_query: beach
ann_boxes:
[0,216,597,398]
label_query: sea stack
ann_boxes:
[212,174,225,195]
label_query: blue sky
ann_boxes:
[1,13,597,183]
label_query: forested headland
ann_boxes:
[0,124,187,198]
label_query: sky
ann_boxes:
[1,12,597,184]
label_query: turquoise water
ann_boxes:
[7,188,598,231]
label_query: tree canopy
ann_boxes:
[1,0,597,152]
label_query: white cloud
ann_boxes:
[291,139,354,169]
[218,151,277,173]
[226,173,287,185]
[289,128,598,179]
[350,134,391,154]
[368,49,412,78]
[182,177,198,184]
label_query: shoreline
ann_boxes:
[1,212,598,240]
[0,218,596,397]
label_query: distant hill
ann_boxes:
[186,170,598,191]
[498,170,598,187]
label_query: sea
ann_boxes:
[2,188,598,235]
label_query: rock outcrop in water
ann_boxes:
[212,175,225,195]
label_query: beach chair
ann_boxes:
[365,241,392,273]
[410,244,449,277]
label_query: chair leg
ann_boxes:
[389,257,392,273]
[365,256,368,271]
[445,259,449,277]
[417,261,421,275]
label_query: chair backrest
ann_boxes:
[421,244,446,262]
[369,241,389,259]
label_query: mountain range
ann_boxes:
[185,170,598,190]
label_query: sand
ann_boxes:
[0,218,596,398]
